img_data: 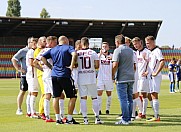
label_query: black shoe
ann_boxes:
[135,111,138,116]
[99,110,102,115]
[65,118,80,124]
[106,110,109,115]
[56,120,63,125]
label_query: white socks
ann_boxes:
[106,96,112,110]
[67,114,72,121]
[44,99,50,118]
[80,99,87,117]
[59,99,64,116]
[97,96,102,111]
[136,97,143,113]
[30,95,36,114]
[92,99,99,117]
[153,99,159,118]
[26,94,31,114]
[142,98,148,115]
[132,99,137,117]
[55,114,60,121]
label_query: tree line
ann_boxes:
[6,0,50,18]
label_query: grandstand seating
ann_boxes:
[0,45,23,78]
[0,46,180,78]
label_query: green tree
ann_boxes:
[6,0,21,17]
[40,8,50,18]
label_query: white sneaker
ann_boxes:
[30,113,41,119]
[84,117,89,125]
[115,119,129,125]
[116,116,122,120]
[131,117,135,121]
[95,117,104,124]
[16,109,23,115]
[135,115,142,120]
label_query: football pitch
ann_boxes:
[0,79,181,132]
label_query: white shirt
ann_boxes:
[97,53,113,80]
[133,50,138,80]
[36,48,53,78]
[136,48,151,79]
[77,49,99,85]
[149,47,164,76]
[26,49,37,77]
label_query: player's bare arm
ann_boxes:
[41,57,52,70]
[68,52,77,71]
[11,58,26,73]
[94,60,99,69]
[33,59,43,71]
[112,61,118,80]
[152,59,165,77]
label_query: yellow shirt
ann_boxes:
[34,48,43,77]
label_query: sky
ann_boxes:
[0,0,181,48]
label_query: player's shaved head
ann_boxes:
[58,36,69,45]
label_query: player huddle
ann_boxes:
[12,34,164,125]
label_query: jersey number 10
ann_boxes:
[80,57,91,69]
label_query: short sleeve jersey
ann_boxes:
[136,48,151,79]
[97,53,113,80]
[43,44,75,78]
[26,49,36,77]
[77,49,99,85]
[36,48,53,78]
[34,48,43,77]
[112,44,134,83]
[149,47,164,76]
[12,46,28,76]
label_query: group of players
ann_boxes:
[12,34,164,125]
[168,58,181,93]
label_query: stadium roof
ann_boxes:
[0,16,162,40]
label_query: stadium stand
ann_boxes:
[0,46,180,78]
[0,45,24,78]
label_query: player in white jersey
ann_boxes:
[131,49,143,120]
[34,36,58,122]
[97,42,114,115]
[77,37,104,125]
[26,37,40,118]
[132,37,151,119]
[145,36,164,122]
[72,40,82,115]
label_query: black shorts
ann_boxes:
[52,77,77,98]
[20,76,28,91]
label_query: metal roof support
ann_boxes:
[154,21,162,38]
[44,24,57,35]
[6,21,22,35]
[79,22,93,38]
[119,22,127,34]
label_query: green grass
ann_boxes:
[0,79,181,132]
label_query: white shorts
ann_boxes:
[137,77,149,93]
[133,79,138,94]
[72,68,78,89]
[43,77,53,95]
[149,75,162,93]
[26,76,39,92]
[78,84,97,98]
[97,80,114,91]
